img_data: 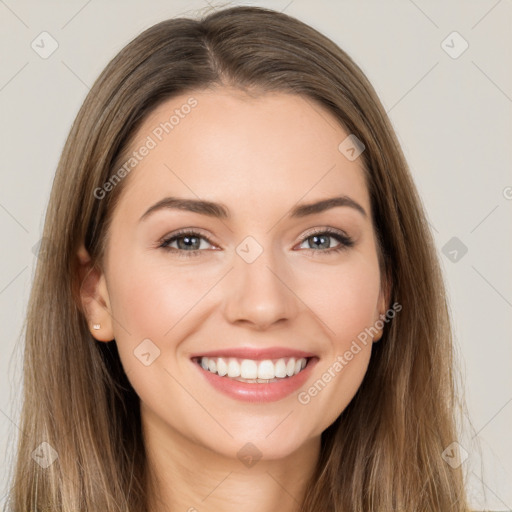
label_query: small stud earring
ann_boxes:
[93,324,101,330]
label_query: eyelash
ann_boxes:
[158,228,354,258]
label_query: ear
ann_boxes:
[77,244,115,342]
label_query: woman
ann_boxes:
[8,5,470,511]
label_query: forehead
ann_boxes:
[113,87,370,222]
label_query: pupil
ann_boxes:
[179,236,199,250]
[311,235,329,249]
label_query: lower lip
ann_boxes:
[192,358,318,403]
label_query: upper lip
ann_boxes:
[190,347,316,360]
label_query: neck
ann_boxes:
[142,406,321,512]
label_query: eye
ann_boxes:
[297,228,354,255]
[158,227,354,258]
[158,229,216,257]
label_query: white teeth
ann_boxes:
[240,359,258,379]
[216,357,228,377]
[275,359,287,378]
[227,358,240,377]
[286,358,296,377]
[207,358,217,373]
[198,356,309,380]
[257,360,275,380]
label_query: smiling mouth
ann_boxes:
[192,356,312,383]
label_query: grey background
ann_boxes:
[1,0,511,509]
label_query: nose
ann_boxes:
[222,243,299,330]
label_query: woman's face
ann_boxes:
[89,87,387,461]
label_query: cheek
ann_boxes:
[105,259,211,418]
[291,256,380,429]
[109,256,210,339]
[329,272,381,344]
[104,250,208,380]
[295,253,382,346]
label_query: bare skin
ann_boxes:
[78,87,388,512]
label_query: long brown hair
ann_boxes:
[7,6,470,511]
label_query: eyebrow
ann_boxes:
[139,195,367,222]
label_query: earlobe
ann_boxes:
[77,244,115,342]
